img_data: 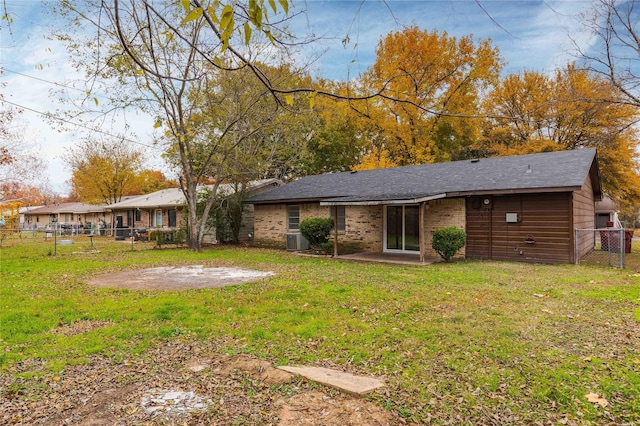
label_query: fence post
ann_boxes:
[574,229,579,265]
[620,228,625,269]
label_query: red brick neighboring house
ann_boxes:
[107,179,282,242]
[245,149,603,264]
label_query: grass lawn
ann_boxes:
[1,234,639,424]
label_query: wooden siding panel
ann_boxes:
[493,193,571,263]
[465,197,491,259]
[573,176,596,261]
[467,193,573,264]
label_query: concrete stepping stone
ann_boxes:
[277,366,384,396]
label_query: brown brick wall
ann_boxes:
[132,210,152,229]
[342,205,384,252]
[424,198,466,257]
[300,203,329,221]
[254,202,384,251]
[254,203,332,246]
[302,204,384,252]
[254,204,287,244]
[254,199,465,256]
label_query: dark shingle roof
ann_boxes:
[246,149,600,205]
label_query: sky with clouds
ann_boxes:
[1,0,597,196]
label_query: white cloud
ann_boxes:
[2,5,164,194]
[1,0,604,195]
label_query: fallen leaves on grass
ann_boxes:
[585,392,609,407]
[50,319,114,336]
[0,339,398,425]
[278,390,392,426]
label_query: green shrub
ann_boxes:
[173,229,186,246]
[300,217,334,250]
[432,227,466,261]
[320,242,334,254]
[149,230,164,246]
[149,229,186,247]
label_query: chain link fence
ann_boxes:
[575,228,636,268]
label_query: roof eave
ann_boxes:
[320,193,447,206]
[446,186,583,197]
[246,197,326,205]
[589,154,603,201]
[108,203,185,210]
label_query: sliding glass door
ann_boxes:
[385,205,420,252]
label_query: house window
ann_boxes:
[330,206,346,231]
[135,209,142,222]
[168,209,177,228]
[287,205,300,231]
[155,209,163,227]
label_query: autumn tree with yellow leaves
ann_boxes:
[65,138,142,205]
[64,137,172,205]
[55,0,311,251]
[354,26,503,169]
[304,80,372,174]
[477,65,640,210]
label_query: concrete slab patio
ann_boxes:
[87,265,274,290]
[337,251,439,265]
[277,366,385,396]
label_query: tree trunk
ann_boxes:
[182,179,220,252]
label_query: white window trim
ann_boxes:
[155,209,163,227]
[383,204,420,253]
[287,205,300,231]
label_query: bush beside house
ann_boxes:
[432,227,466,261]
[300,217,334,252]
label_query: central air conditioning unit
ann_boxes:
[286,233,309,251]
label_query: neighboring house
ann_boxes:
[106,179,282,242]
[23,202,111,232]
[595,195,618,229]
[218,179,283,242]
[245,149,602,264]
[107,188,186,237]
[56,202,112,232]
[19,206,40,228]
[22,204,59,230]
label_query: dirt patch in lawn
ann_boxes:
[50,319,115,337]
[87,265,274,290]
[0,341,396,425]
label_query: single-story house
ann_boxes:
[19,206,41,229]
[23,202,111,232]
[107,179,282,242]
[245,149,602,264]
[106,188,185,238]
[595,195,618,229]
